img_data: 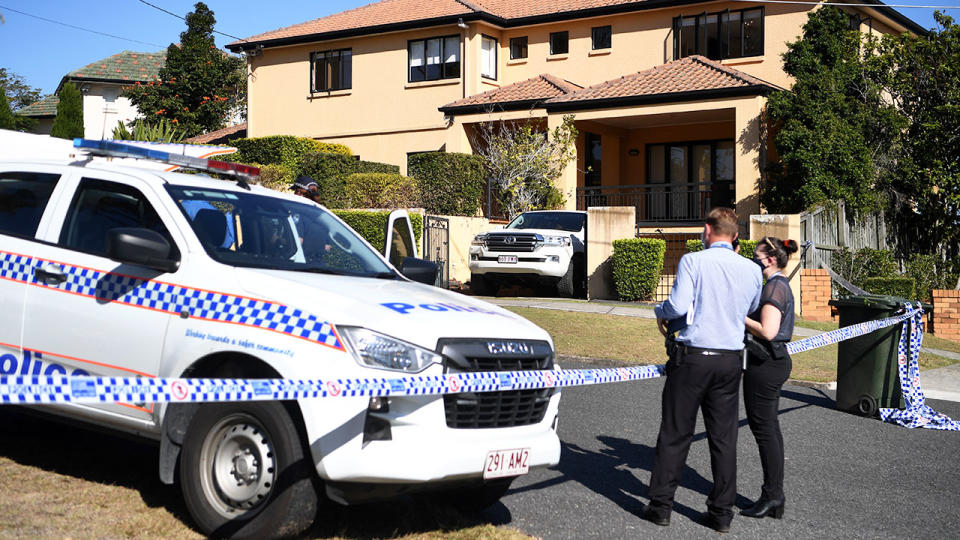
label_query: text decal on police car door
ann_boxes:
[483,447,530,479]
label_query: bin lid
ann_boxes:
[828,294,911,309]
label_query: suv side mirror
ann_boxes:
[106,228,180,273]
[400,256,439,286]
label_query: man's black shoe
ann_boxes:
[698,512,731,533]
[640,505,670,526]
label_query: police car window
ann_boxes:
[0,171,60,239]
[166,185,394,277]
[59,178,179,258]
[388,216,416,269]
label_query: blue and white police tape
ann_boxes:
[879,304,960,431]
[785,308,919,355]
[0,364,665,405]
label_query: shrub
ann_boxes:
[612,238,666,301]
[408,152,485,216]
[686,239,757,259]
[904,254,957,302]
[863,277,917,300]
[50,81,83,139]
[299,153,400,209]
[345,173,420,209]
[226,136,352,171]
[830,247,897,287]
[333,209,423,253]
[255,163,295,191]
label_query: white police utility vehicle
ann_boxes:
[469,210,587,297]
[0,134,561,538]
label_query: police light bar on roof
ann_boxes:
[73,139,260,180]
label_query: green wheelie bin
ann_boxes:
[828,294,911,417]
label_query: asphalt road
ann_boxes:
[485,360,960,539]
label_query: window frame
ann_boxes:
[310,48,353,93]
[481,34,498,80]
[509,36,528,59]
[645,139,736,185]
[591,25,612,50]
[407,35,461,83]
[549,31,569,55]
[672,7,764,61]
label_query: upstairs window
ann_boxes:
[481,35,498,79]
[592,25,612,50]
[673,7,763,61]
[409,36,460,82]
[510,36,528,59]
[311,49,352,92]
[550,31,569,55]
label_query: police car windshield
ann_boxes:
[166,186,395,277]
[506,212,584,232]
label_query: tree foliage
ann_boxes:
[123,2,245,138]
[0,68,42,131]
[873,12,960,272]
[50,82,83,139]
[472,114,577,219]
[0,89,15,129]
[763,7,903,217]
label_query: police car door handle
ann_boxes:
[34,265,67,285]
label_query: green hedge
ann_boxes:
[408,152,485,216]
[904,254,958,302]
[612,238,666,301]
[332,210,423,253]
[298,153,400,208]
[226,135,352,171]
[250,163,294,191]
[863,277,917,300]
[686,238,757,258]
[345,173,419,209]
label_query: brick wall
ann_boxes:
[932,289,960,342]
[801,268,832,322]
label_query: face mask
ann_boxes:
[752,255,767,270]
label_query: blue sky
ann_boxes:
[0,0,956,97]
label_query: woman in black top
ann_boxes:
[741,236,798,519]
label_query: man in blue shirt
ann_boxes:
[642,207,762,533]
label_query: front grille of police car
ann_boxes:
[485,233,538,253]
[438,339,554,429]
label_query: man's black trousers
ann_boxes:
[647,352,742,521]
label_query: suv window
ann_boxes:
[59,178,178,258]
[0,171,60,238]
[507,212,585,232]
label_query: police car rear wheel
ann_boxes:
[180,401,317,538]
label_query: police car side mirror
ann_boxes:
[106,228,180,273]
[401,257,439,286]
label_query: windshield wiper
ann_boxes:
[368,271,399,280]
[297,266,351,276]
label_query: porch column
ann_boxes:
[734,97,764,229]
[549,113,578,210]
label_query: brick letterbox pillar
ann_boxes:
[801,268,832,322]
[932,289,960,342]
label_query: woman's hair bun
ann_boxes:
[782,239,799,255]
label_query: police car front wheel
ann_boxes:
[180,401,317,538]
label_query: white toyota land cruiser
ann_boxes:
[469,210,587,298]
[0,137,561,537]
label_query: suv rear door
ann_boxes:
[20,170,184,430]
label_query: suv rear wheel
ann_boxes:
[180,401,317,538]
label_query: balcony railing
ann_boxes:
[575,181,734,224]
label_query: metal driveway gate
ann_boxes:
[424,216,450,289]
[635,231,700,302]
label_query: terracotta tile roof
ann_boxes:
[229,0,653,47]
[440,74,581,112]
[546,55,780,108]
[66,50,166,83]
[185,123,248,145]
[16,94,59,117]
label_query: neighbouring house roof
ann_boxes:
[544,55,782,111]
[17,94,59,118]
[227,0,925,52]
[440,74,581,114]
[185,122,248,145]
[57,50,166,93]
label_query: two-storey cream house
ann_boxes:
[227,0,922,229]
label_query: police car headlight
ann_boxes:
[540,234,571,247]
[339,327,441,373]
[471,234,487,246]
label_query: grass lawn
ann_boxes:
[506,307,959,383]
